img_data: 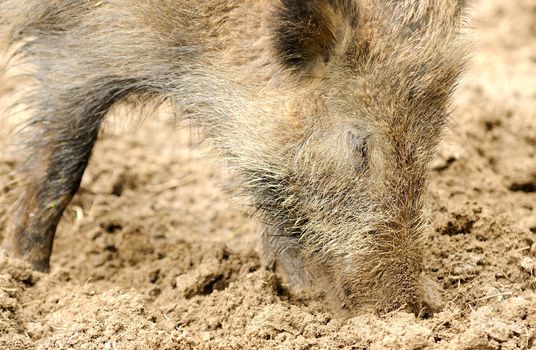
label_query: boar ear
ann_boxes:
[274,0,355,76]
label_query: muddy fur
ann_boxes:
[0,0,469,313]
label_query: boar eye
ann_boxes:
[347,131,369,170]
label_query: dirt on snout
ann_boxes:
[1,0,536,349]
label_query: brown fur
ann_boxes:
[0,0,469,314]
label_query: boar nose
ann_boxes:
[404,300,424,316]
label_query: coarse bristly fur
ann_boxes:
[0,0,469,314]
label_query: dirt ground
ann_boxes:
[0,1,535,349]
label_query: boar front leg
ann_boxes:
[2,79,128,271]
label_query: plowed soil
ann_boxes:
[1,1,535,349]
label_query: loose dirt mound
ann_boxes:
[1,1,535,349]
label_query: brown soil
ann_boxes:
[1,1,535,349]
